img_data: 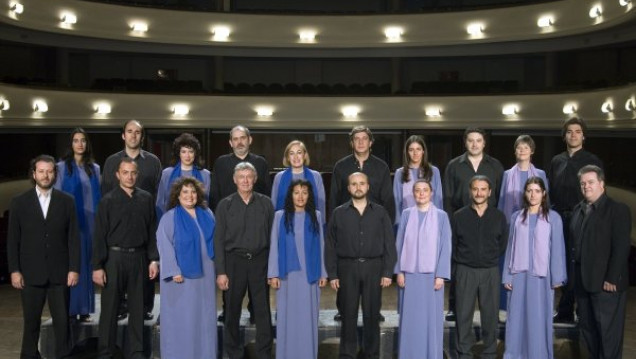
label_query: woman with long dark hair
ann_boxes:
[268,179,327,359]
[54,127,101,322]
[502,176,566,359]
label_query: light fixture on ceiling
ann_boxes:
[10,2,23,14]
[212,26,231,41]
[0,98,9,111]
[172,104,189,116]
[589,5,602,18]
[625,98,635,111]
[562,104,577,115]
[61,12,77,25]
[425,107,442,117]
[33,100,48,113]
[502,104,518,116]
[299,30,316,42]
[537,16,554,28]
[255,106,274,117]
[466,23,484,36]
[619,0,631,7]
[384,27,403,41]
[130,22,148,33]
[601,101,613,113]
[341,105,360,119]
[94,103,111,114]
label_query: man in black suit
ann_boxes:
[570,165,631,359]
[7,154,80,359]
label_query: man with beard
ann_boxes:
[7,154,80,359]
[325,172,396,359]
[452,175,508,359]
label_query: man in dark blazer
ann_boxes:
[7,154,80,359]
[570,165,631,359]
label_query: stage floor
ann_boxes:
[0,283,634,358]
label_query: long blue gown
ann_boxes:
[267,211,327,359]
[502,211,567,359]
[54,161,100,316]
[157,208,217,359]
[155,167,211,218]
[271,169,326,225]
[395,207,451,359]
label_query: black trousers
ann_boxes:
[21,282,70,359]
[575,267,627,359]
[557,211,576,316]
[97,250,147,359]
[223,250,272,359]
[337,257,383,359]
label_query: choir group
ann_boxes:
[7,119,631,359]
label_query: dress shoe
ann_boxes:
[217,313,225,322]
[78,314,92,323]
[334,313,342,321]
[144,312,154,320]
[445,310,456,322]
[553,311,575,324]
[117,312,128,321]
[379,314,385,322]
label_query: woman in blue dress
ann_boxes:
[54,127,101,322]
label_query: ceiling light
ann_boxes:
[94,103,111,114]
[562,104,577,115]
[425,107,442,117]
[212,26,230,41]
[255,106,274,117]
[384,27,403,41]
[61,13,77,25]
[0,98,9,111]
[537,16,553,28]
[299,30,316,42]
[33,100,48,113]
[341,105,360,118]
[10,2,23,14]
[502,104,518,116]
[619,0,631,6]
[466,23,484,36]
[589,5,602,18]
[131,22,148,33]
[601,101,613,113]
[172,104,189,116]
[625,98,635,111]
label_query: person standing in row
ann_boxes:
[8,155,80,359]
[268,179,327,359]
[443,127,504,321]
[549,117,604,324]
[325,172,396,359]
[54,128,101,323]
[395,179,451,359]
[93,158,159,359]
[157,177,217,359]
[102,120,161,321]
[570,165,631,359]
[502,177,566,359]
[214,162,274,359]
[156,133,211,219]
[452,175,507,359]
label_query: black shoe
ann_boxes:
[379,314,385,322]
[334,313,342,321]
[117,312,128,321]
[445,310,456,322]
[144,312,154,320]
[217,313,225,322]
[78,314,92,323]
[553,312,575,324]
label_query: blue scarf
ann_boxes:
[174,206,215,279]
[168,161,204,190]
[275,167,319,211]
[62,161,101,233]
[277,213,321,284]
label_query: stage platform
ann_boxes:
[39,295,581,359]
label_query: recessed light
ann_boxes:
[502,104,518,116]
[172,104,189,116]
[255,106,274,117]
[0,98,10,111]
[212,26,230,41]
[10,2,23,14]
[619,0,631,7]
[384,27,403,41]
[299,30,316,42]
[537,16,554,28]
[466,23,484,36]
[601,101,613,113]
[341,105,360,118]
[425,107,442,117]
[562,104,577,115]
[94,103,111,114]
[61,13,77,25]
[589,5,602,18]
[131,22,148,33]
[33,100,48,113]
[625,98,635,111]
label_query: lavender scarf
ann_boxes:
[502,163,540,218]
[509,211,550,277]
[400,205,439,273]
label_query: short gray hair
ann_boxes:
[234,161,257,177]
[577,165,604,182]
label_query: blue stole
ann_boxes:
[173,206,215,279]
[277,213,321,284]
[275,167,318,211]
[168,161,204,190]
[61,162,101,233]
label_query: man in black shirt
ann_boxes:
[101,120,161,320]
[325,172,396,359]
[549,117,603,323]
[214,162,274,359]
[93,158,159,359]
[443,127,503,321]
[452,175,508,359]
